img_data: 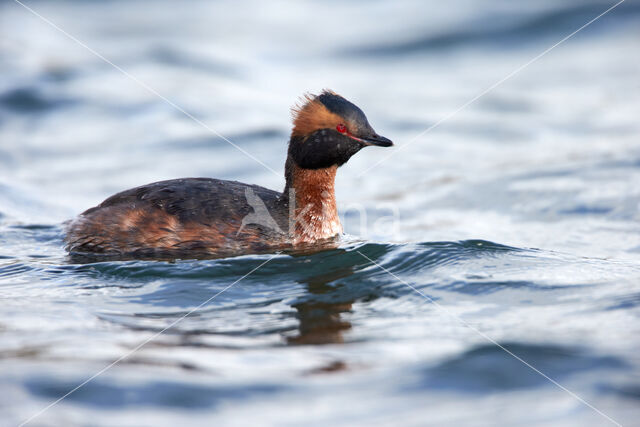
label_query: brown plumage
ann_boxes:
[287,164,341,245]
[291,93,343,138]
[65,90,392,258]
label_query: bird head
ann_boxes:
[288,90,393,169]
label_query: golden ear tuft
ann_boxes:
[290,92,317,122]
[290,91,343,137]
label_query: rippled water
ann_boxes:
[1,0,640,426]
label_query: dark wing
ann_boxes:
[83,178,283,225]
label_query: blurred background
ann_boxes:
[1,0,639,426]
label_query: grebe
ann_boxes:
[65,90,392,257]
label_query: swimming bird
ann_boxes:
[65,90,393,258]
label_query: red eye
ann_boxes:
[336,124,347,134]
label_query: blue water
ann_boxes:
[1,0,640,425]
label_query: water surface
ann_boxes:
[1,0,639,425]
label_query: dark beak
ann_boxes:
[361,133,393,147]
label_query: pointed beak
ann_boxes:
[361,133,393,147]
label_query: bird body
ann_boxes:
[65,90,392,258]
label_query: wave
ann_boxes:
[411,342,626,392]
[0,87,77,114]
[349,2,640,56]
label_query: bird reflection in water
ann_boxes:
[287,265,356,346]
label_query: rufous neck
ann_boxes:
[284,160,341,243]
